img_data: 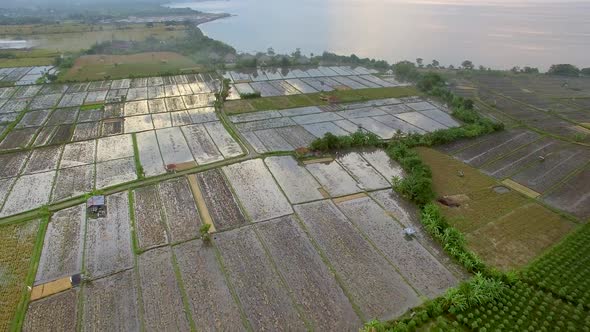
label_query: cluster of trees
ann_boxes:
[80,27,237,65]
[547,64,590,77]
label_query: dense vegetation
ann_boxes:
[310,71,590,331]
[81,27,236,65]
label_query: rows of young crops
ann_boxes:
[522,224,590,308]
[455,281,590,331]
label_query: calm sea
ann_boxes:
[167,0,590,70]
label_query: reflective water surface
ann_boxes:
[168,0,590,70]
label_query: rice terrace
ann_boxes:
[1,0,590,331]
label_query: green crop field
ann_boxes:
[59,52,203,81]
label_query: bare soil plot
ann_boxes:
[373,114,426,134]
[241,131,268,153]
[187,107,217,124]
[16,109,51,128]
[0,127,38,150]
[369,189,465,279]
[85,192,133,279]
[12,85,43,99]
[103,103,124,119]
[0,219,39,330]
[454,129,541,167]
[29,93,62,110]
[87,80,111,91]
[101,118,124,136]
[23,289,78,332]
[58,92,87,108]
[165,96,186,111]
[147,98,167,113]
[32,126,57,147]
[349,117,396,139]
[78,108,103,123]
[148,86,166,99]
[274,125,316,149]
[124,114,154,133]
[174,240,246,331]
[257,216,361,330]
[96,157,137,189]
[543,166,590,220]
[147,86,166,99]
[151,113,172,129]
[170,110,192,127]
[124,100,149,117]
[177,84,193,95]
[47,108,78,125]
[131,78,148,88]
[337,152,390,190]
[480,137,559,179]
[0,98,29,114]
[133,185,168,250]
[60,140,96,168]
[292,112,344,125]
[156,127,194,166]
[48,124,74,145]
[181,124,224,165]
[250,81,284,97]
[230,110,282,123]
[148,77,164,87]
[203,121,242,158]
[82,269,141,331]
[235,117,296,132]
[1,171,55,217]
[22,145,62,174]
[294,200,420,320]
[336,197,457,298]
[0,177,15,208]
[339,107,387,119]
[0,112,18,124]
[265,156,323,204]
[303,122,350,137]
[0,87,17,99]
[136,130,166,177]
[36,204,85,284]
[253,128,294,152]
[183,94,214,109]
[96,134,134,162]
[73,122,100,141]
[215,226,306,331]
[159,177,201,243]
[164,84,182,97]
[84,90,108,104]
[51,164,94,202]
[0,151,29,179]
[111,79,131,90]
[268,80,300,95]
[421,109,461,128]
[126,87,148,101]
[361,149,404,182]
[138,246,191,331]
[285,78,317,94]
[223,159,293,222]
[467,203,576,270]
[305,161,362,197]
[195,169,247,230]
[510,146,590,194]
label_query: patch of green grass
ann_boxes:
[58,52,203,82]
[0,219,41,330]
[131,133,144,179]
